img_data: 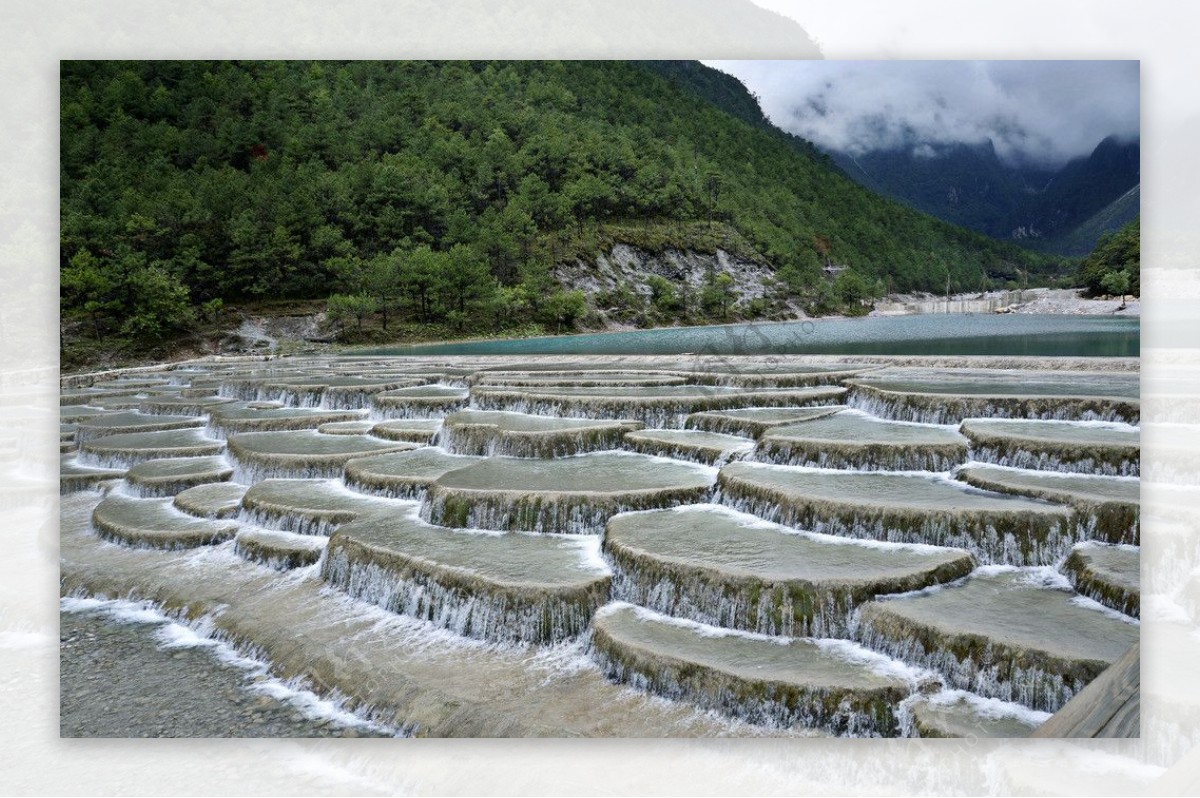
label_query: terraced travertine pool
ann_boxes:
[58,354,1140,738]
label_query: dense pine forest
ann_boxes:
[60,60,1068,366]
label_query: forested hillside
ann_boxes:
[60,60,1061,364]
[1076,219,1140,301]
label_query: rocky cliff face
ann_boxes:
[221,312,331,355]
[554,244,777,303]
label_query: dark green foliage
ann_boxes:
[1076,219,1139,299]
[61,60,1058,358]
[645,275,680,314]
[833,270,871,305]
[700,272,738,320]
[540,289,587,331]
[642,61,772,132]
[326,293,377,332]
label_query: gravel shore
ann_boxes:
[879,287,1139,317]
[60,608,388,738]
[1008,288,1139,316]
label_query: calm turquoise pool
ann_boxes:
[356,314,1139,358]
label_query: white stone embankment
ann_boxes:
[871,288,1139,318]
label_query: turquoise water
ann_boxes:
[357,314,1139,358]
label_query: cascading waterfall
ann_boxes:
[470,394,696,429]
[715,487,1076,567]
[59,353,1142,740]
[968,445,1139,477]
[753,443,963,472]
[234,529,327,570]
[235,505,346,538]
[435,421,636,459]
[850,619,1087,713]
[421,483,714,535]
[846,385,1139,426]
[608,567,863,639]
[320,544,609,645]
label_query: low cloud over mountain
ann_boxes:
[706,60,1139,169]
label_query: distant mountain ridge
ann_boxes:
[828,136,1139,255]
[1051,184,1140,257]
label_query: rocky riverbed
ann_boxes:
[60,600,390,738]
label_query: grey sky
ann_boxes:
[704,60,1140,167]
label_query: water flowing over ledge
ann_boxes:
[58,351,1141,738]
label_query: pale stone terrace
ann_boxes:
[59,353,1140,738]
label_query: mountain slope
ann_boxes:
[829,140,1046,239]
[827,136,1139,255]
[60,60,1060,359]
[1011,136,1140,251]
[1045,184,1140,257]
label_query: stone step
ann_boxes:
[370,418,445,443]
[605,504,974,637]
[685,406,845,438]
[60,388,142,406]
[854,566,1139,712]
[91,493,238,550]
[590,603,916,736]
[902,690,1049,738]
[173,482,248,519]
[471,384,847,428]
[955,464,1139,545]
[622,428,755,465]
[78,428,226,468]
[756,410,967,471]
[1062,542,1140,618]
[845,367,1140,425]
[423,451,715,534]
[208,403,367,436]
[323,508,611,643]
[124,456,233,497]
[240,478,408,535]
[89,377,172,391]
[316,420,377,435]
[343,448,485,499]
[72,410,205,443]
[224,375,424,409]
[226,429,418,480]
[470,371,687,388]
[60,454,125,494]
[438,410,642,457]
[371,385,470,418]
[60,405,110,423]
[136,395,239,416]
[960,419,1139,476]
[235,528,327,570]
[682,364,877,389]
[718,462,1075,565]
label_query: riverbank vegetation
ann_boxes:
[1075,219,1140,306]
[62,60,1068,366]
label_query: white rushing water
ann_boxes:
[58,353,1142,742]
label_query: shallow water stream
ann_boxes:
[59,352,1140,738]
